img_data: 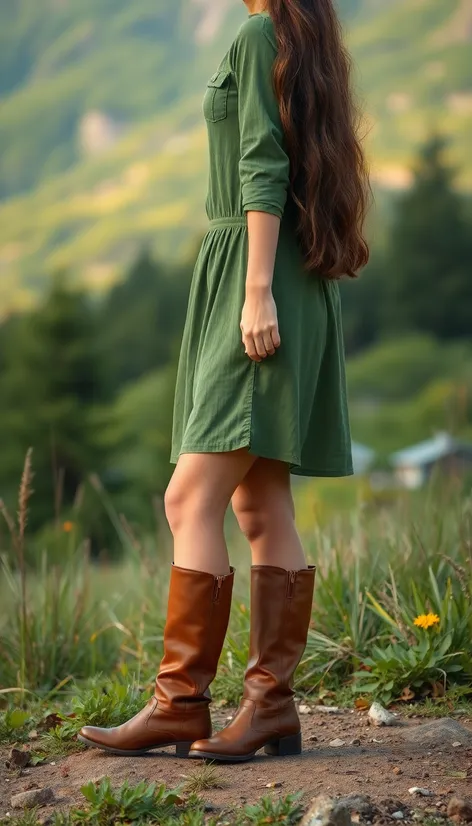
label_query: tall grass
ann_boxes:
[1,456,471,706]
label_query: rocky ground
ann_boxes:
[1,706,472,823]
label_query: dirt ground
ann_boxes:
[2,707,472,821]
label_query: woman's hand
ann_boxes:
[240,283,281,362]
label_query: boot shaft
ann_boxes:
[156,565,234,709]
[243,565,315,706]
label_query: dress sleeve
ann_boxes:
[230,16,290,220]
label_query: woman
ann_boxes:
[78,0,369,761]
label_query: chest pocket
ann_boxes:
[203,69,231,123]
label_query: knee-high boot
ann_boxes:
[189,564,315,762]
[78,565,234,756]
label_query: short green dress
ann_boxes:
[171,12,353,477]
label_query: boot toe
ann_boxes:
[78,726,109,747]
[189,737,215,756]
[190,740,213,755]
[189,735,240,759]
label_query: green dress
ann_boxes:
[171,12,353,477]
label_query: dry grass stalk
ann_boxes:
[18,448,34,547]
[442,554,471,599]
[17,449,34,688]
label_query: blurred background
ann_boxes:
[1,0,472,550]
[0,0,471,702]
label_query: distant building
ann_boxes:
[390,432,472,489]
[351,441,376,475]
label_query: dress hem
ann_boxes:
[170,439,353,479]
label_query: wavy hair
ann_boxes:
[268,0,371,278]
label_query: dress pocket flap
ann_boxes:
[207,69,231,89]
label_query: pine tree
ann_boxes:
[100,250,190,391]
[0,276,107,530]
[387,135,472,339]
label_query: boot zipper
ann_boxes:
[213,575,224,603]
[287,570,297,598]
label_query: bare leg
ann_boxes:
[164,449,257,575]
[231,458,307,570]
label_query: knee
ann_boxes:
[164,477,214,535]
[232,489,275,543]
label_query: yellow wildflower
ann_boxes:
[414,613,440,630]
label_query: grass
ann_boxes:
[182,763,227,795]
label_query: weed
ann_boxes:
[0,708,31,745]
[36,724,85,758]
[353,633,464,704]
[236,793,304,825]
[67,680,148,732]
[183,762,227,794]
[0,809,41,826]
[53,777,196,826]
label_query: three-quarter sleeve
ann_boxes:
[230,16,290,220]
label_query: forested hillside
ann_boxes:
[1,0,471,309]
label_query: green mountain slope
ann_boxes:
[0,0,471,311]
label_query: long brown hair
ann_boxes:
[268,0,370,278]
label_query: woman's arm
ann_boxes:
[241,210,281,362]
[231,16,290,362]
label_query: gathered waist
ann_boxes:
[208,216,247,230]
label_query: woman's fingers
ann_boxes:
[271,325,281,349]
[254,332,268,359]
[241,327,280,361]
[243,334,261,362]
[263,328,276,356]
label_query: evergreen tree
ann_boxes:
[100,250,191,392]
[387,135,472,339]
[0,276,107,530]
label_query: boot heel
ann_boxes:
[175,741,192,757]
[264,732,302,757]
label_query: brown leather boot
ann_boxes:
[78,564,234,756]
[189,564,315,762]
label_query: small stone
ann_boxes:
[368,702,398,727]
[266,781,282,788]
[402,719,472,747]
[337,795,375,818]
[317,706,341,714]
[452,742,462,748]
[28,731,38,741]
[350,739,361,746]
[329,738,345,747]
[393,767,403,776]
[11,788,54,809]
[392,812,404,820]
[299,704,312,715]
[447,797,472,823]
[301,794,352,826]
[408,788,433,797]
[6,748,31,769]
